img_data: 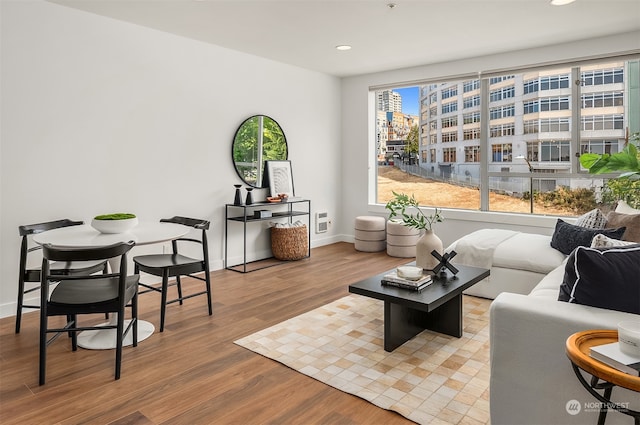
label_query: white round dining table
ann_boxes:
[33,221,190,350]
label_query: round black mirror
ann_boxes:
[232,115,288,188]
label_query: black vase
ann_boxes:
[245,187,254,205]
[233,184,242,205]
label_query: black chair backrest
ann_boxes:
[19,219,84,237]
[160,216,210,230]
[42,241,135,264]
[19,219,86,278]
[160,216,210,261]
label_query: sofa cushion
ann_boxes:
[493,232,565,274]
[574,208,607,229]
[558,245,640,314]
[606,210,640,243]
[550,219,625,255]
[528,261,567,299]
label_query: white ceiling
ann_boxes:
[51,0,640,77]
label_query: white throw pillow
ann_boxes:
[590,233,636,248]
[616,200,640,215]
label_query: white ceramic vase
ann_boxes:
[415,229,443,271]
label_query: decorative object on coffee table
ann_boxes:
[385,191,444,270]
[431,250,459,276]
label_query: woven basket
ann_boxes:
[271,225,308,260]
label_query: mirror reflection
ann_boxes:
[232,115,288,187]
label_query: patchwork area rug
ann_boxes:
[235,294,491,424]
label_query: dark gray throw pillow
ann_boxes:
[558,244,640,314]
[550,219,626,255]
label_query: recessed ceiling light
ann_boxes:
[336,45,352,51]
[550,0,576,5]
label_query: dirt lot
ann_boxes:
[377,166,575,216]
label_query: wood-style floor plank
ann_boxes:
[0,242,414,424]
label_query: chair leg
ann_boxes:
[205,272,213,316]
[15,277,26,334]
[39,313,47,385]
[176,275,183,305]
[70,315,78,351]
[160,271,169,332]
[67,314,74,338]
[115,307,125,380]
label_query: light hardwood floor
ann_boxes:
[0,242,415,424]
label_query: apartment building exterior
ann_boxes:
[376,105,418,163]
[417,60,639,193]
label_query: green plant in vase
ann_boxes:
[385,191,444,270]
[385,191,443,230]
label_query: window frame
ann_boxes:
[370,54,639,214]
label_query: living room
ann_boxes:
[1,1,639,424]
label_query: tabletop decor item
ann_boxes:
[233,184,242,205]
[618,320,640,356]
[245,187,254,205]
[91,213,138,234]
[385,191,444,270]
[264,160,294,198]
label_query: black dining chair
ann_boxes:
[39,241,139,385]
[16,219,109,334]
[133,216,212,332]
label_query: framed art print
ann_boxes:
[265,160,295,198]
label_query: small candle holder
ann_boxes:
[245,187,254,205]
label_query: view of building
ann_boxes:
[377,60,639,197]
[376,91,418,163]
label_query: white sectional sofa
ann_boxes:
[447,225,640,424]
[446,229,566,299]
[490,264,639,425]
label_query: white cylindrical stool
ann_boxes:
[354,216,386,252]
[386,220,421,258]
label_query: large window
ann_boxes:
[374,59,639,215]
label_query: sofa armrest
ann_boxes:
[490,292,640,425]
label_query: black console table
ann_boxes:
[224,199,311,273]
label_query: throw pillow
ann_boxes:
[558,245,640,314]
[550,219,626,255]
[606,211,640,243]
[616,200,640,215]
[590,233,636,249]
[574,208,607,229]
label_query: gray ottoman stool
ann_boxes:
[386,220,421,258]
[354,216,386,252]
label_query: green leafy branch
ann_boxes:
[385,191,443,231]
[579,132,640,181]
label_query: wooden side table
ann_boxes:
[566,330,640,425]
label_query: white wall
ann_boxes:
[340,31,640,247]
[0,1,342,317]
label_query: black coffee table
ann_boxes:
[348,263,489,352]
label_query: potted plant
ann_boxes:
[579,130,640,209]
[91,213,138,234]
[385,191,444,270]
